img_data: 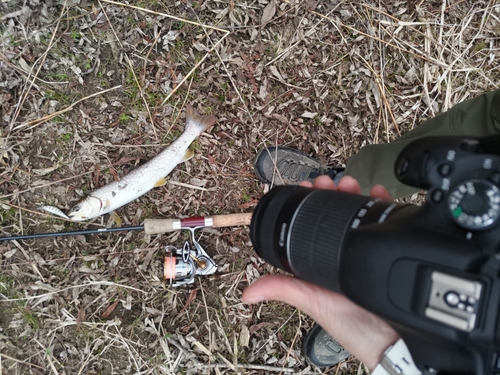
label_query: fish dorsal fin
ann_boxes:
[182,149,194,161]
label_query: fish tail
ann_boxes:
[185,104,216,134]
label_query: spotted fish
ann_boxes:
[67,105,215,221]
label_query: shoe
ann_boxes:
[302,323,351,368]
[254,146,344,186]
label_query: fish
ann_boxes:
[67,105,216,221]
[39,205,70,220]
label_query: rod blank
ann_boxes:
[0,213,253,241]
[0,226,145,241]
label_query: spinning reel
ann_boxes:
[162,227,217,286]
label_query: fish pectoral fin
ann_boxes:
[154,177,168,187]
[110,211,122,226]
[182,149,194,162]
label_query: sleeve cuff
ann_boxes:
[371,339,422,375]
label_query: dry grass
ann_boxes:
[0,1,499,374]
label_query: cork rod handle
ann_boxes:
[212,213,252,228]
[143,213,252,234]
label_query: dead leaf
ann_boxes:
[301,111,318,119]
[122,295,133,310]
[77,306,86,329]
[269,65,284,81]
[240,52,255,75]
[271,113,289,124]
[249,322,273,335]
[4,249,17,258]
[305,0,318,11]
[92,165,100,186]
[101,300,119,319]
[261,0,276,25]
[178,289,198,316]
[109,167,119,182]
[239,325,250,347]
[32,163,60,176]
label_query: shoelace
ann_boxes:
[277,159,323,182]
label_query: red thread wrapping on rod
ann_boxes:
[180,217,206,228]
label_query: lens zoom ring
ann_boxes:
[289,190,369,292]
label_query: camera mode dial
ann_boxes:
[448,179,500,230]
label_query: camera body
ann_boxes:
[250,135,500,375]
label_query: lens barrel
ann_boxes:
[250,186,373,293]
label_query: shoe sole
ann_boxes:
[302,323,351,368]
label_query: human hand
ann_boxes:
[242,175,400,370]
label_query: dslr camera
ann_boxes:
[250,135,500,375]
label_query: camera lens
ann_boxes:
[250,186,374,293]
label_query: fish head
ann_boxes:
[68,196,102,221]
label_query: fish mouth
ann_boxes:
[67,213,87,221]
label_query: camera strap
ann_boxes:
[371,339,421,375]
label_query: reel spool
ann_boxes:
[163,242,196,286]
[161,228,218,287]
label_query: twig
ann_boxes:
[12,86,122,132]
[0,246,158,269]
[353,54,401,137]
[142,30,163,84]
[199,282,213,365]
[191,363,298,373]
[0,200,68,221]
[195,14,291,187]
[0,281,145,302]
[10,240,45,282]
[255,310,297,355]
[33,337,61,375]
[101,0,229,33]
[310,10,449,69]
[8,3,68,133]
[265,5,340,67]
[124,54,158,140]
[0,171,93,200]
[167,180,208,191]
[97,0,159,140]
[0,353,46,371]
[0,53,57,87]
[161,32,229,106]
[168,74,195,134]
[107,0,233,108]
[190,10,262,150]
[283,310,302,372]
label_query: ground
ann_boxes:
[0,1,499,374]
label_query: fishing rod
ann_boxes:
[1,212,253,287]
[0,213,252,242]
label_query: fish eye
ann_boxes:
[72,205,81,212]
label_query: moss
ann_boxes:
[0,207,17,222]
[473,41,487,52]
